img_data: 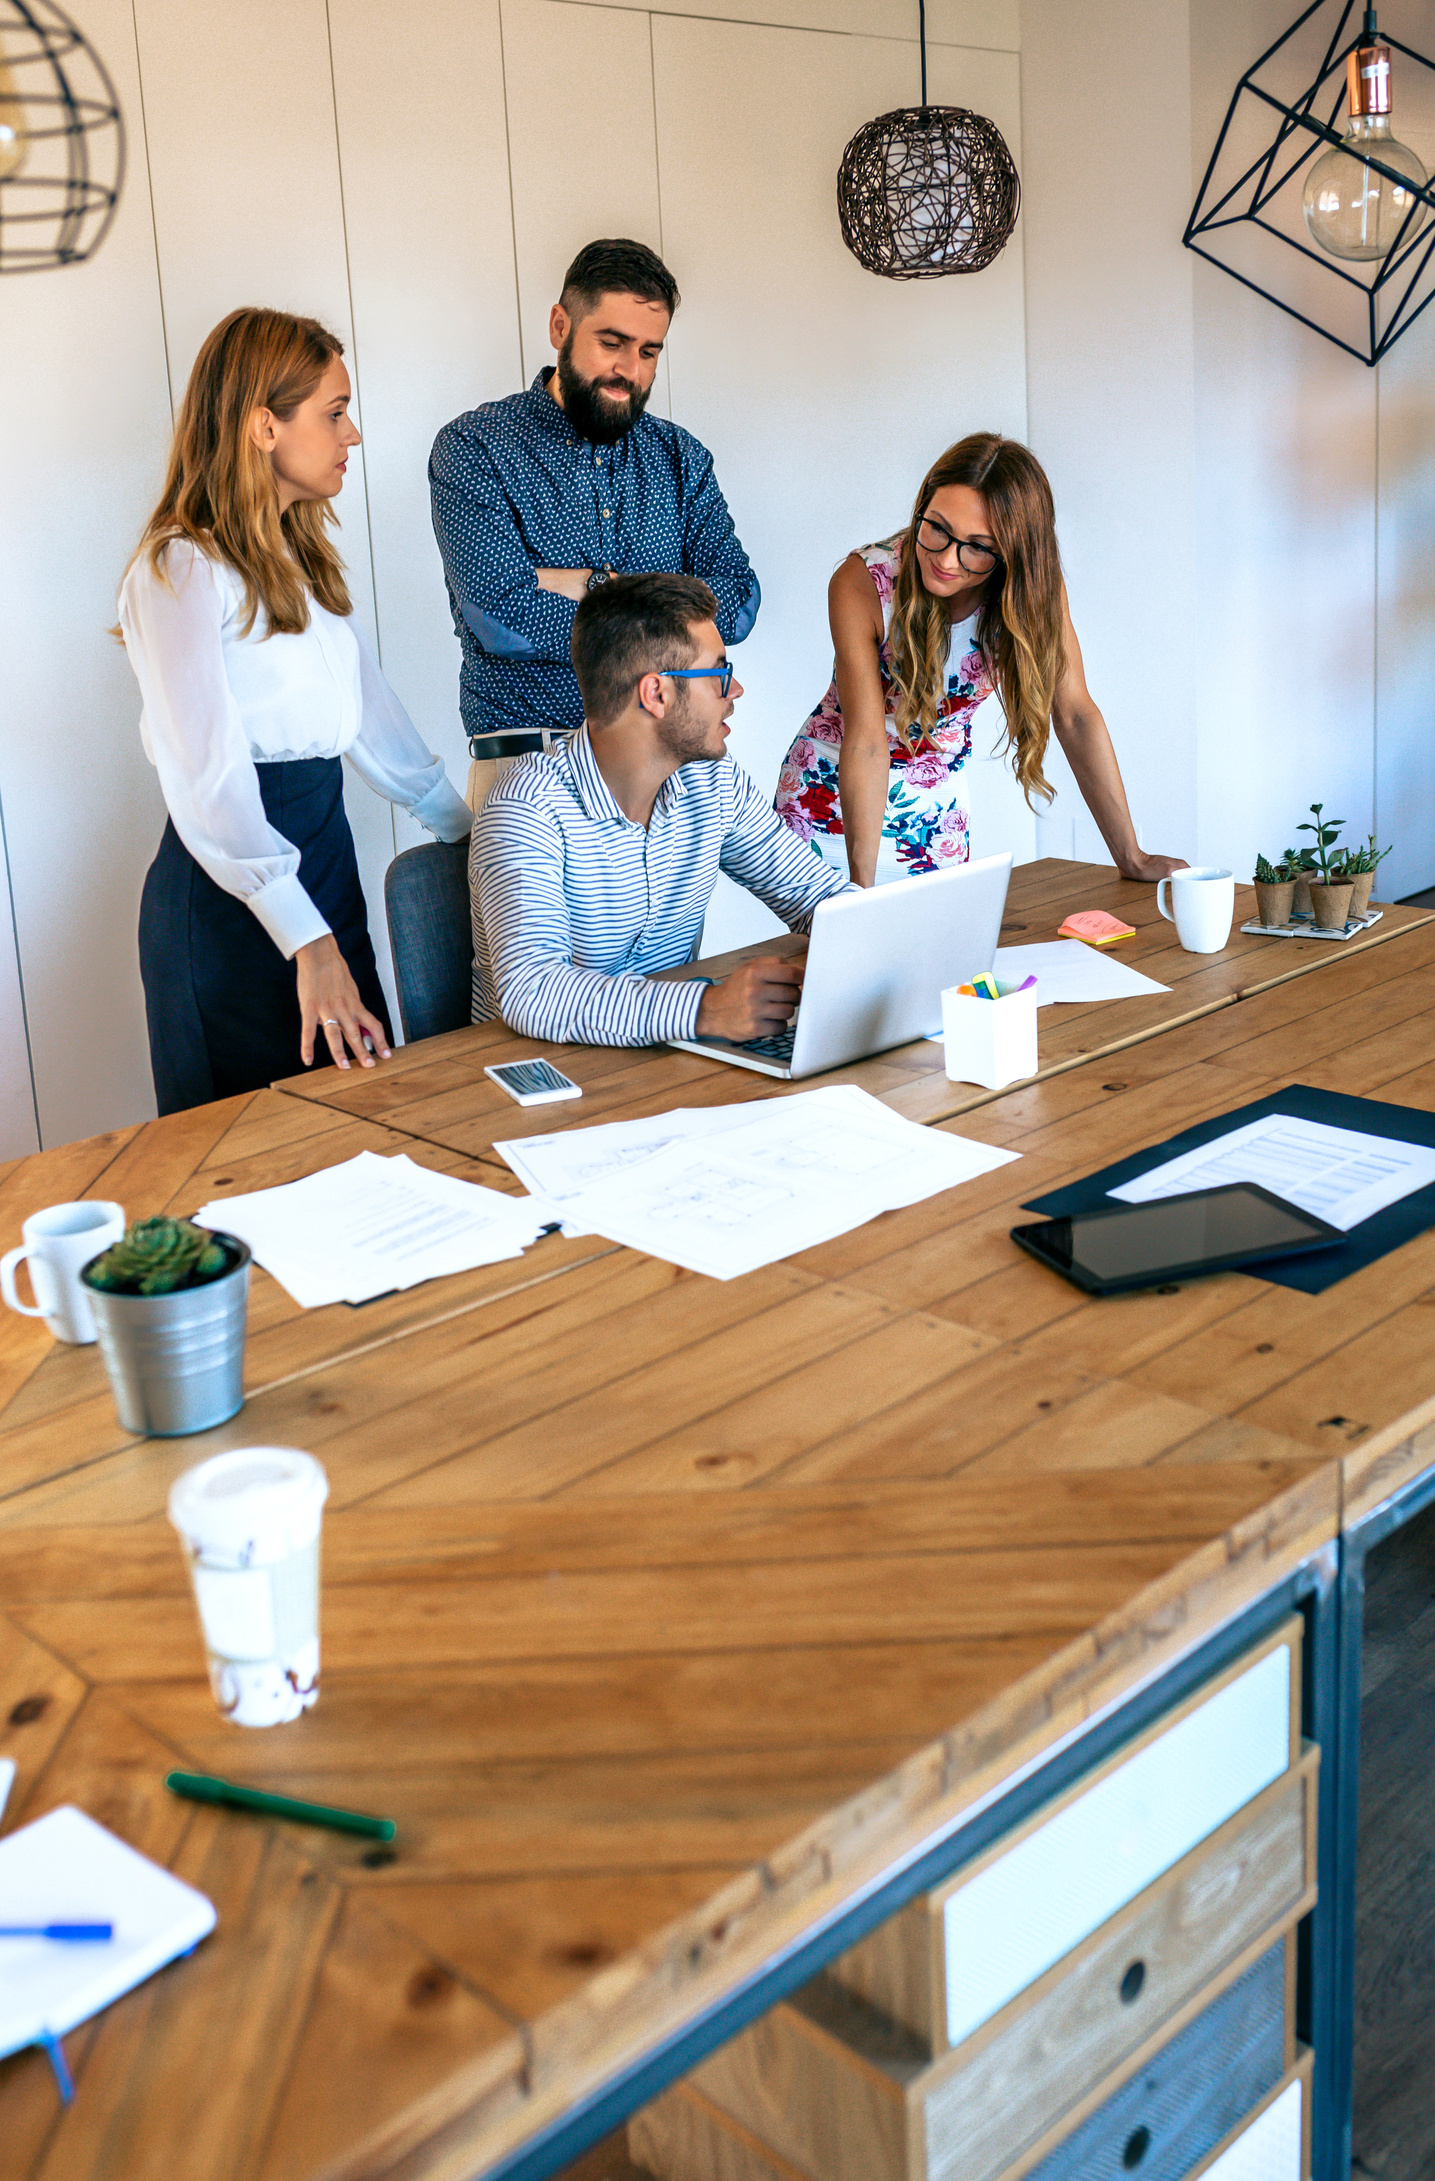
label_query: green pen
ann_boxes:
[165,1770,396,1841]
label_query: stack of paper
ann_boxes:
[498,1085,1019,1281]
[195,1151,554,1307]
[1109,1114,1435,1232]
[996,941,1169,1005]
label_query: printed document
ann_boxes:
[1108,1114,1435,1233]
[497,1100,765,1235]
[993,941,1170,1005]
[196,1151,552,1307]
[533,1085,1019,1280]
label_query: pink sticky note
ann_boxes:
[1057,909,1137,945]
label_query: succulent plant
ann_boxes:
[84,1216,231,1297]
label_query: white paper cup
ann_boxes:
[942,983,1038,1090]
[0,1201,125,1344]
[168,1446,329,1728]
[1156,867,1235,954]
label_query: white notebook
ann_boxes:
[0,1805,217,2059]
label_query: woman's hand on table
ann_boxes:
[296,934,391,1071]
[1119,851,1190,883]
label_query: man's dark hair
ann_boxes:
[559,238,680,324]
[572,573,717,727]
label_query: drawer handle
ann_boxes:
[1122,2124,1152,2170]
[1118,1959,1146,2005]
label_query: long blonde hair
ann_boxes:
[887,434,1065,807]
[126,307,351,636]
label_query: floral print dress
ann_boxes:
[773,538,995,876]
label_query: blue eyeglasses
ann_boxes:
[658,663,735,698]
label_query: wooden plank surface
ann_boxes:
[0,1089,609,1518]
[267,861,1434,1155]
[3,878,1435,2180]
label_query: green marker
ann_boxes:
[165,1770,396,1841]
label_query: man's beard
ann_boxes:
[556,338,652,445]
[656,683,724,767]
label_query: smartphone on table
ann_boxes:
[484,1059,583,1108]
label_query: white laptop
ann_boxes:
[669,852,1012,1080]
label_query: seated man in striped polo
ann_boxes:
[470,573,853,1046]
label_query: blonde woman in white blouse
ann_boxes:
[119,306,471,1113]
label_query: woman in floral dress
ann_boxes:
[774,434,1184,888]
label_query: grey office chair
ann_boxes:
[383,837,473,1043]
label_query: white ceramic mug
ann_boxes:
[0,1200,126,1344]
[1156,867,1235,955]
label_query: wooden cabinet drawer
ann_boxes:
[1192,2055,1311,2181]
[834,1619,1302,2050]
[675,1752,1313,2181]
[630,2037,1311,2181]
[1014,1938,1286,2181]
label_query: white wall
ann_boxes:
[1020,0,1435,897]
[0,0,1035,1150]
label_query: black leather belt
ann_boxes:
[466,728,573,761]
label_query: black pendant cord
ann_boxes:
[919,0,928,107]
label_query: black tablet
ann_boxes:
[1011,1182,1342,1296]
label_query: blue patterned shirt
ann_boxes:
[471,726,851,1043]
[431,370,762,750]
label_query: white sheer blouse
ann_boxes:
[119,540,471,958]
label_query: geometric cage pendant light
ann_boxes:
[0,0,124,275]
[1186,0,1435,364]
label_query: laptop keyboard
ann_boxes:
[737,1025,797,1062]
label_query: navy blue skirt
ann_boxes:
[139,757,391,1116]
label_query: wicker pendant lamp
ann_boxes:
[0,0,123,274]
[836,0,1020,281]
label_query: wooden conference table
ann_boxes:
[2,860,1435,2181]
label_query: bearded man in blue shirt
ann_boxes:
[431,238,761,809]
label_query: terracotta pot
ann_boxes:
[1291,874,1313,920]
[1309,879,1356,932]
[1253,879,1295,929]
[1347,870,1375,919]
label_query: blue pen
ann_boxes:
[0,1923,114,1940]
[37,2028,74,2104]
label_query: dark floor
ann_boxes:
[1350,1494,1435,2177]
[1396,887,1435,910]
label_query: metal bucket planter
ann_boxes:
[82,1236,251,1437]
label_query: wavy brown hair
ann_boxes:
[887,434,1065,806]
[125,307,351,636]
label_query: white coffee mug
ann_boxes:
[0,1200,126,1344]
[1156,867,1235,955]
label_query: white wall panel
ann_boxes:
[1188,0,1377,888]
[0,0,171,1146]
[132,0,401,1024]
[564,0,1018,54]
[652,17,1029,946]
[502,0,669,415]
[329,0,523,853]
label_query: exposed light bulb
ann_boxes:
[1302,24,1429,261]
[0,51,28,182]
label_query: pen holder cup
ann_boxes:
[169,1448,329,1728]
[942,983,1039,1091]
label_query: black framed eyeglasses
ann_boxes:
[659,662,735,698]
[915,515,1002,576]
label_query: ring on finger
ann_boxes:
[322,1018,340,1027]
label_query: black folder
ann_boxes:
[1020,1084,1435,1295]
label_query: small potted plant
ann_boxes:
[1253,853,1296,930]
[1296,803,1354,932]
[82,1215,250,1437]
[1336,833,1392,921]
[1286,844,1319,921]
